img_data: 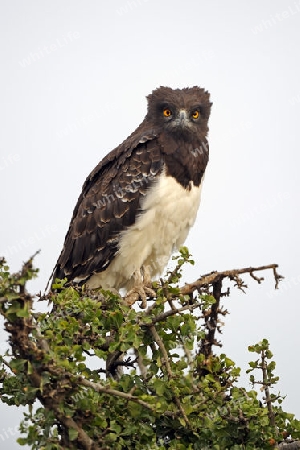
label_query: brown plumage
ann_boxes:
[52,86,212,291]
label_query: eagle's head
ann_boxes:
[146,86,212,138]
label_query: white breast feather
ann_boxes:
[87,171,203,290]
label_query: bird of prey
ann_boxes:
[52,86,212,304]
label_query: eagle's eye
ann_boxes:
[192,110,200,119]
[163,108,172,118]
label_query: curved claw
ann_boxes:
[125,265,156,308]
[125,285,155,308]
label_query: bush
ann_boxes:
[0,249,300,449]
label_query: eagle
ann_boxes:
[52,86,212,304]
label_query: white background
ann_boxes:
[1,1,300,447]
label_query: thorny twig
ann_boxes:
[180,264,283,296]
[179,264,283,365]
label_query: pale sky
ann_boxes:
[1,1,300,447]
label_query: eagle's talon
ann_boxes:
[125,285,156,308]
[144,286,156,299]
[140,286,156,308]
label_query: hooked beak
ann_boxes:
[176,109,190,128]
[179,109,188,121]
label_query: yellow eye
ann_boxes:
[163,108,172,117]
[192,110,200,119]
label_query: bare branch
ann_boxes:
[273,265,284,289]
[249,270,264,284]
[78,377,154,411]
[198,278,223,360]
[149,325,173,378]
[134,349,148,379]
[55,411,98,450]
[180,264,283,295]
[149,324,190,427]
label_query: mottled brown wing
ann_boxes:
[53,130,163,283]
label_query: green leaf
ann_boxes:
[16,308,30,318]
[152,378,166,396]
[17,437,28,445]
[111,310,124,328]
[68,427,78,441]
